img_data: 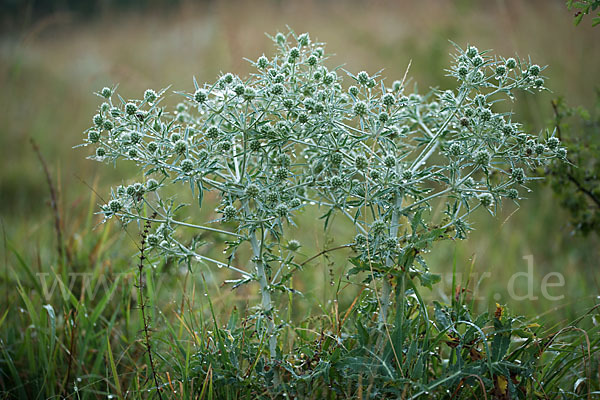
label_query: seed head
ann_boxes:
[382,93,395,107]
[330,153,343,166]
[505,57,517,69]
[355,155,368,170]
[144,89,157,103]
[474,150,490,166]
[329,175,344,188]
[354,233,367,246]
[307,55,317,66]
[174,140,187,155]
[126,102,137,115]
[276,204,289,217]
[356,71,369,85]
[148,141,158,152]
[495,65,507,75]
[466,46,478,58]
[512,167,525,184]
[108,199,122,213]
[528,64,540,76]
[472,55,484,67]
[257,55,269,69]
[275,167,289,181]
[384,155,396,168]
[128,148,138,158]
[93,114,103,126]
[250,140,261,152]
[546,136,560,150]
[205,126,220,139]
[180,158,195,173]
[449,142,461,156]
[353,101,367,116]
[378,112,389,123]
[223,205,236,221]
[234,84,245,96]
[194,89,208,103]
[289,198,301,208]
[101,87,112,98]
[506,188,519,200]
[88,130,100,143]
[371,219,386,235]
[271,83,284,95]
[146,178,159,191]
[478,193,494,208]
[96,147,106,157]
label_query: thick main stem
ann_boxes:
[379,195,402,326]
[249,229,277,359]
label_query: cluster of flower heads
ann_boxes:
[83,31,565,273]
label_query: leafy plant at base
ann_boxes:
[78,30,584,397]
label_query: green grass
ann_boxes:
[1,1,600,398]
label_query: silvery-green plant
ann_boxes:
[81,31,564,361]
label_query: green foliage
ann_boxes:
[567,0,600,26]
[547,94,600,235]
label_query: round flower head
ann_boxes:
[288,48,300,60]
[378,112,389,123]
[245,184,260,198]
[313,47,324,58]
[534,78,544,88]
[556,148,567,159]
[449,142,461,156]
[348,86,359,97]
[174,140,187,155]
[93,114,103,126]
[323,73,336,85]
[266,191,279,203]
[96,147,106,157]
[206,126,220,139]
[505,57,517,69]
[512,167,525,184]
[329,175,344,188]
[354,233,367,246]
[460,117,469,127]
[146,178,159,191]
[355,155,368,170]
[221,73,234,84]
[271,83,284,95]
[528,64,540,76]
[366,79,376,88]
[472,55,484,67]
[170,133,181,143]
[257,55,269,69]
[478,193,494,208]
[276,204,289,217]
[147,141,158,153]
[474,150,490,166]
[128,148,138,158]
[479,108,492,122]
[534,143,546,155]
[110,107,120,118]
[250,140,261,152]
[194,89,207,104]
[288,198,301,208]
[129,131,140,144]
[356,71,369,85]
[384,236,398,250]
[144,89,157,103]
[370,219,387,236]
[392,80,402,92]
[103,120,113,131]
[223,205,236,221]
[125,102,137,116]
[275,32,286,44]
[126,185,137,197]
[287,239,301,252]
[234,84,245,96]
[384,155,396,168]
[101,87,112,98]
[330,153,343,166]
[298,113,309,124]
[458,65,468,77]
[370,170,381,180]
[297,33,310,46]
[147,234,159,247]
[382,93,395,107]
[180,158,195,173]
[466,46,478,58]
[274,167,289,181]
[506,188,519,200]
[402,170,412,181]
[108,199,122,213]
[88,130,100,143]
[220,141,232,151]
[243,87,256,101]
[277,154,292,168]
[495,65,507,75]
[546,136,560,150]
[307,55,317,66]
[353,101,367,116]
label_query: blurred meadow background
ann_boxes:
[0,0,599,396]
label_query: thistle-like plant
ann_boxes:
[81,31,564,364]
